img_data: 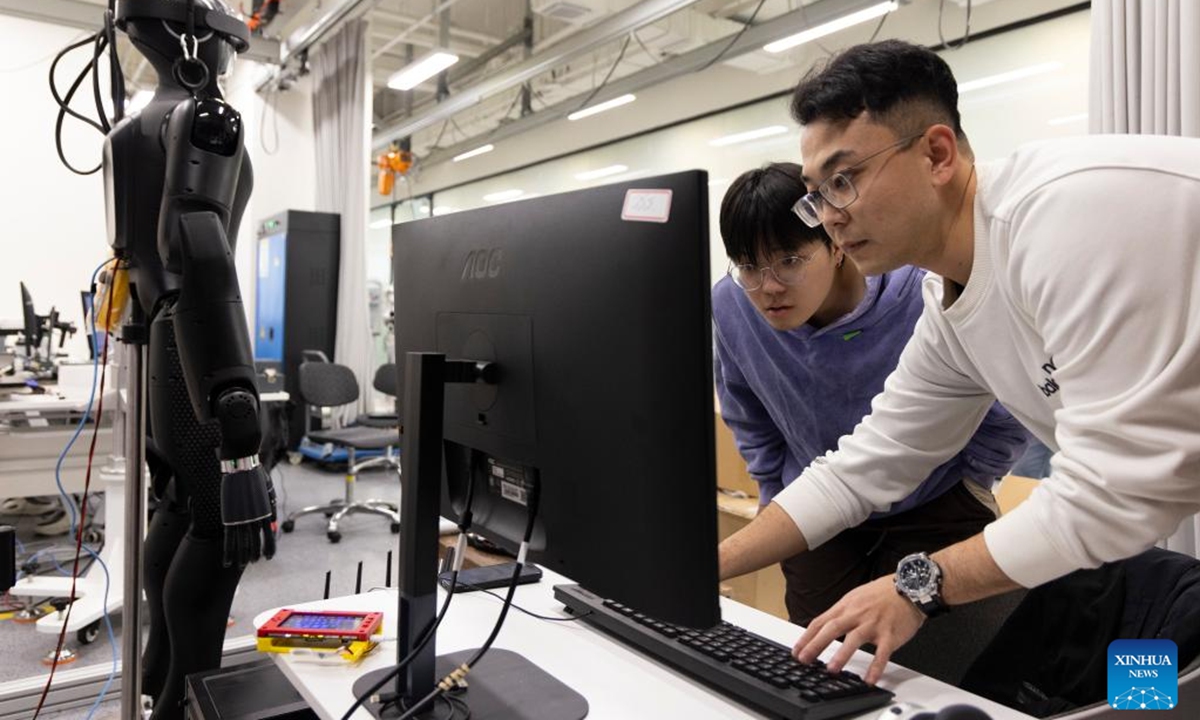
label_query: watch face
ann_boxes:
[897,558,933,593]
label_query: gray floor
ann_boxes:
[2,459,404,718]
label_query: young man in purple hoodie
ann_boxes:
[712,162,1028,625]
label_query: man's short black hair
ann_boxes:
[720,162,832,265]
[790,40,966,142]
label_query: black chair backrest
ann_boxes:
[298,361,360,408]
[373,363,398,397]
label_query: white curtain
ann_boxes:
[313,18,374,418]
[1090,0,1200,557]
[1089,0,1200,134]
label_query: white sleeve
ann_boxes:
[772,304,996,550]
[982,168,1200,588]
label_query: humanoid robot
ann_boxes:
[102,2,275,718]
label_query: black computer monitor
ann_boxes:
[366,170,720,719]
[393,169,719,628]
[20,282,39,357]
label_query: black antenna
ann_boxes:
[323,570,331,600]
[355,561,363,594]
[386,550,393,588]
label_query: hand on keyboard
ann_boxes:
[793,575,925,685]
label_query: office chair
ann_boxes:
[960,547,1200,718]
[280,361,401,543]
[1047,655,1200,719]
[890,589,1028,688]
[356,362,399,429]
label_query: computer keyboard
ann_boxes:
[554,584,894,720]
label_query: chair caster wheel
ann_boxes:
[327,531,342,543]
[281,520,295,533]
[390,522,401,533]
[77,620,101,645]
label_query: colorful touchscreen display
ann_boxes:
[279,613,366,631]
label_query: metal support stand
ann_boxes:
[352,352,585,720]
[395,352,447,702]
[121,307,148,720]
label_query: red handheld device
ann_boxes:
[257,609,383,643]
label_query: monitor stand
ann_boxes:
[353,649,587,720]
[353,352,586,720]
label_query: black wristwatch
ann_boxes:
[894,552,949,617]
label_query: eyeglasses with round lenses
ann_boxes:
[791,132,925,228]
[729,253,815,292]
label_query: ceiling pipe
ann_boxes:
[402,0,905,162]
[372,0,707,148]
[254,0,374,92]
[267,0,374,77]
[372,0,469,61]
[373,7,501,46]
[373,25,532,126]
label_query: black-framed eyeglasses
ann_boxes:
[728,253,816,292]
[791,132,925,228]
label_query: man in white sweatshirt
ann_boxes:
[718,38,1200,685]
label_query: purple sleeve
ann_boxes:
[714,329,785,499]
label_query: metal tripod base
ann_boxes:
[40,647,79,667]
[352,649,587,720]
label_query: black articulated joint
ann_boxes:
[215,387,261,460]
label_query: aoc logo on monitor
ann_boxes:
[462,248,503,281]
[1108,639,1178,710]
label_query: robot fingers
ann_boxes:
[262,519,277,560]
[222,523,267,568]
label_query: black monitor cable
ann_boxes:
[339,470,481,720]
[571,35,631,116]
[391,487,541,720]
[938,0,973,50]
[695,0,767,73]
[49,25,118,175]
[451,583,590,624]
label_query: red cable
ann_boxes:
[32,259,119,718]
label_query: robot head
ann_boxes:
[117,0,250,88]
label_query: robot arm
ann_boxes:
[160,96,275,567]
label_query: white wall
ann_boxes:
[0,16,113,358]
[225,64,320,330]
[0,16,320,359]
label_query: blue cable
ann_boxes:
[50,257,119,718]
[23,548,81,577]
[82,552,117,720]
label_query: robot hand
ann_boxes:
[220,462,277,567]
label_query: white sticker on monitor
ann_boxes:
[621,189,673,223]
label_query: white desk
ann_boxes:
[256,567,1034,720]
